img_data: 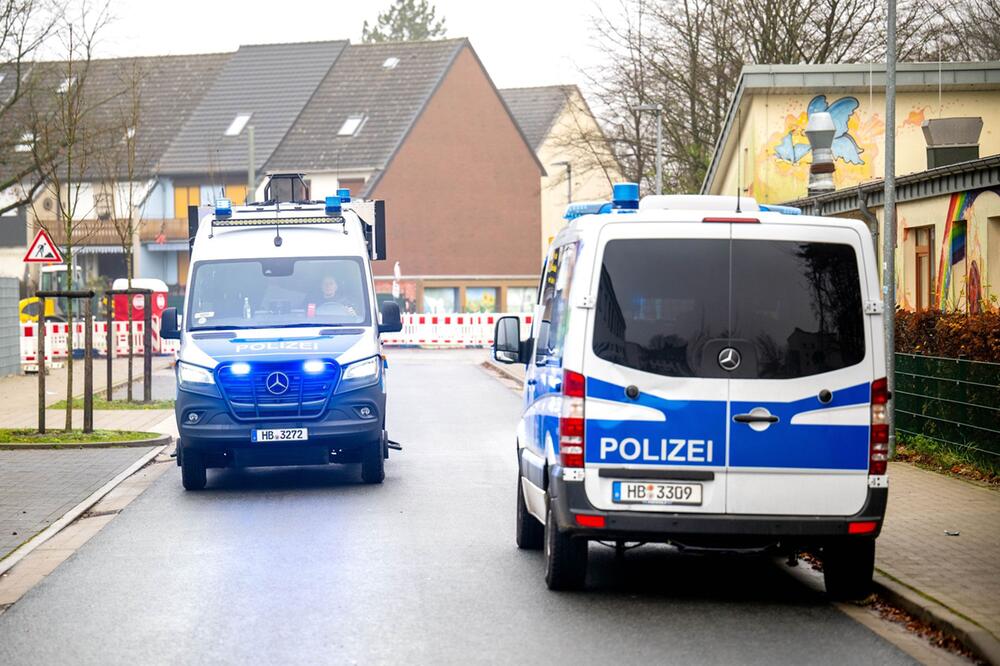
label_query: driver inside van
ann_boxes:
[317,275,358,317]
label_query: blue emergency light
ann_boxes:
[325,196,342,215]
[337,188,351,203]
[612,183,640,210]
[564,201,611,220]
[215,198,232,217]
[758,203,802,215]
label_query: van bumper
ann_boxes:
[548,466,888,547]
[175,384,384,468]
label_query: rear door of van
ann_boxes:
[725,221,873,515]
[582,221,730,514]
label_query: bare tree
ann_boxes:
[582,0,960,194]
[27,2,111,430]
[0,0,61,214]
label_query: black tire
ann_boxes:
[361,436,385,484]
[516,474,544,550]
[544,500,587,590]
[823,538,876,600]
[180,447,207,491]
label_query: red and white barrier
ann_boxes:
[20,319,177,372]
[380,313,533,348]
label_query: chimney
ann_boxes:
[922,117,983,168]
[806,112,836,196]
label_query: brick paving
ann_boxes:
[0,448,156,560]
[879,462,1000,641]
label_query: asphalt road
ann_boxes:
[0,351,917,664]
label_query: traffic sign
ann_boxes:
[23,228,63,264]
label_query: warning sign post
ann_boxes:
[23,229,63,264]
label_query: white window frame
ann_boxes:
[382,57,400,69]
[224,113,252,137]
[338,115,368,137]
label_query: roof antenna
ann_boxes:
[735,107,743,213]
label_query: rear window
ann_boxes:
[592,238,865,379]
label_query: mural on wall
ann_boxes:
[756,94,884,203]
[934,189,996,312]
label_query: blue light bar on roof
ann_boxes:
[215,198,232,217]
[337,188,351,203]
[564,201,611,220]
[758,204,802,215]
[612,183,640,210]
[325,196,342,215]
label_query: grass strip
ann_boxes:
[0,429,160,444]
[894,433,1000,485]
[49,396,174,410]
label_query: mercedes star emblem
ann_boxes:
[718,347,741,371]
[265,371,290,395]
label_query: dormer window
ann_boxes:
[338,114,367,137]
[382,57,400,70]
[224,113,252,137]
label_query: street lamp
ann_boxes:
[632,103,663,195]
[551,160,572,204]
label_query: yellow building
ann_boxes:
[502,85,622,257]
[703,63,1000,312]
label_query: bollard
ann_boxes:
[37,298,46,434]
[106,296,113,401]
[84,298,94,433]
[143,292,152,403]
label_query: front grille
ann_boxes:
[216,361,338,421]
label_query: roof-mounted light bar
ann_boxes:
[564,201,611,220]
[211,214,344,228]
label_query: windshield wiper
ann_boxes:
[188,324,256,331]
[266,322,356,329]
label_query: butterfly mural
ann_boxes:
[773,95,865,165]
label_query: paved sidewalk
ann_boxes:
[0,356,173,429]
[483,358,1000,645]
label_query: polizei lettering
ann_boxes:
[599,437,714,464]
[233,340,320,353]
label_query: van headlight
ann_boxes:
[335,356,381,394]
[177,361,215,386]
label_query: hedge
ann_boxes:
[895,310,1000,362]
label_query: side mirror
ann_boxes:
[493,316,522,364]
[378,301,403,334]
[160,307,180,340]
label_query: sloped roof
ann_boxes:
[499,85,574,150]
[158,40,347,175]
[265,39,465,176]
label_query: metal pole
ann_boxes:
[37,298,46,434]
[247,125,256,204]
[143,292,152,403]
[655,107,663,196]
[84,298,93,434]
[106,293,113,401]
[884,0,898,456]
[566,164,572,204]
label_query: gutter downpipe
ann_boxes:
[857,185,880,251]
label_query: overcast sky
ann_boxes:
[91,0,609,90]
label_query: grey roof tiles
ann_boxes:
[500,85,574,150]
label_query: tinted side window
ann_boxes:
[536,243,578,366]
[593,239,730,377]
[732,240,864,379]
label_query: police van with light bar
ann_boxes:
[493,184,889,598]
[160,174,402,490]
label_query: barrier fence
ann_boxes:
[20,318,180,371]
[894,352,1000,461]
[380,313,533,347]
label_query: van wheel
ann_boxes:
[823,538,875,600]
[516,474,543,550]
[181,449,207,491]
[544,500,587,590]
[361,437,385,484]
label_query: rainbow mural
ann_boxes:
[935,192,972,308]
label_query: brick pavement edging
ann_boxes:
[0,433,171,451]
[0,441,169,577]
[480,357,998,663]
[874,573,1000,665]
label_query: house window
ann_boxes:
[988,217,1000,309]
[125,127,136,141]
[465,287,497,313]
[382,57,400,69]
[57,76,75,93]
[94,190,113,221]
[506,287,537,313]
[224,113,252,137]
[914,225,935,312]
[15,132,33,152]
[338,115,367,137]
[423,287,457,313]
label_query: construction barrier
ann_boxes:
[20,319,178,372]
[380,312,533,348]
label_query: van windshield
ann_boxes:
[592,238,864,379]
[186,257,370,331]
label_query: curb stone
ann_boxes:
[0,439,170,577]
[874,572,1000,665]
[0,433,171,450]
[480,359,996,662]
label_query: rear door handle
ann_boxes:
[733,413,779,424]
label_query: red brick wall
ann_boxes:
[371,46,542,278]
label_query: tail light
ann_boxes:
[559,369,585,469]
[870,378,889,475]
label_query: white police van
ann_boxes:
[494,184,889,598]
[160,174,402,490]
